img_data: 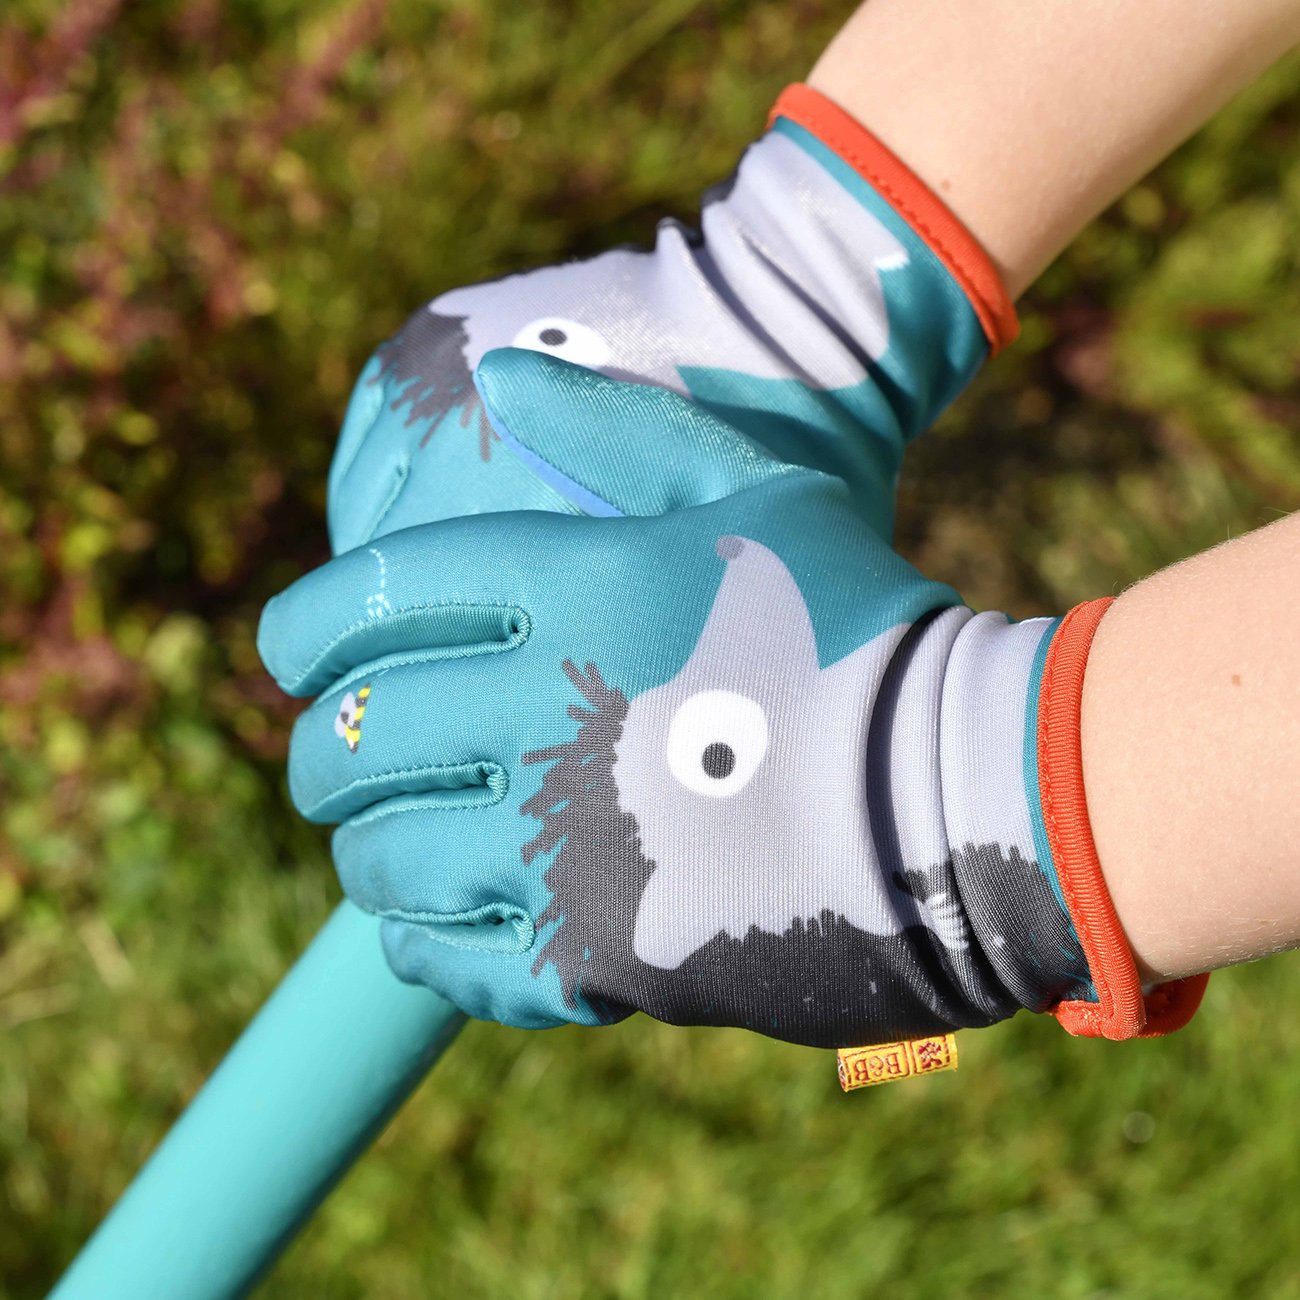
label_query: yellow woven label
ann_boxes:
[836,1034,958,1092]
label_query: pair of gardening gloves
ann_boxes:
[258,85,1206,1051]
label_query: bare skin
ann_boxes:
[809,0,1300,296]
[810,1,1300,982]
[1081,511,1300,982]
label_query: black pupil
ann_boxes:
[539,327,567,346]
[701,742,736,780]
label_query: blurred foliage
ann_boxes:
[2,1,1300,1297]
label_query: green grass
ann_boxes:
[4,3,1300,1296]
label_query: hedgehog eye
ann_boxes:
[665,690,768,799]
[511,317,612,368]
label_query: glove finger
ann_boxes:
[327,330,585,557]
[257,512,563,698]
[333,797,542,931]
[259,500,740,701]
[473,348,799,517]
[379,917,609,1030]
[286,652,534,824]
[325,349,404,556]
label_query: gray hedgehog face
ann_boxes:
[519,536,1083,1043]
[439,264,616,368]
[519,534,991,1039]
[433,254,702,395]
[378,129,910,449]
[610,536,906,969]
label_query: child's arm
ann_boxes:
[812,0,1300,981]
[1083,510,1300,982]
[810,0,1300,296]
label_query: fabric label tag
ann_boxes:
[836,1034,958,1091]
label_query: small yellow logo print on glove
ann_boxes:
[334,685,372,754]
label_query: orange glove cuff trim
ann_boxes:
[1038,597,1209,1039]
[769,82,1019,356]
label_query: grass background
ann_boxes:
[4,1,1300,1296]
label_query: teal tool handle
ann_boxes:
[51,901,466,1300]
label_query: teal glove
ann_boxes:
[261,351,1109,1049]
[326,83,1016,555]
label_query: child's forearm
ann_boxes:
[809,0,1300,297]
[1080,510,1300,982]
